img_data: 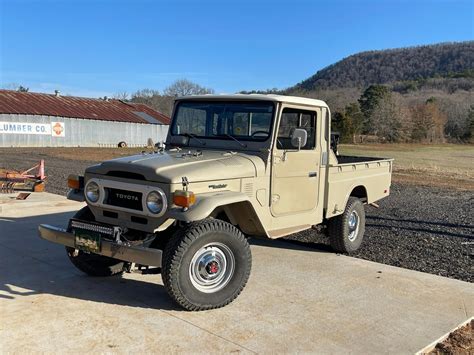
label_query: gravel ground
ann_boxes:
[287,184,473,283]
[1,150,473,282]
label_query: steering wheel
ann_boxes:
[251,130,269,138]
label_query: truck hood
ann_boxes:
[86,149,264,184]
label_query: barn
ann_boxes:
[0,90,170,147]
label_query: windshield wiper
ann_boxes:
[213,133,247,148]
[178,133,206,146]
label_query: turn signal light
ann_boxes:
[67,175,84,190]
[173,190,196,208]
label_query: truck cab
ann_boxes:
[39,94,393,311]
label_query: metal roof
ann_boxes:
[0,90,170,124]
[177,94,329,108]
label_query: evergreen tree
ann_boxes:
[358,85,391,132]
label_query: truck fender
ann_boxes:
[167,191,266,236]
[325,184,368,219]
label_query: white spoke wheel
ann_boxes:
[347,211,360,242]
[162,219,252,311]
[328,197,366,253]
[189,243,235,293]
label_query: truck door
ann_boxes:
[271,106,320,216]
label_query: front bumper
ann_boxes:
[38,224,162,267]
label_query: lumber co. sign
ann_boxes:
[0,122,65,137]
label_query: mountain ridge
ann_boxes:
[289,41,474,92]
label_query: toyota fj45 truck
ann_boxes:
[39,94,393,311]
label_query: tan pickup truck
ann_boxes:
[39,94,393,310]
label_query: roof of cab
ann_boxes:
[176,94,328,108]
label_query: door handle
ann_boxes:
[308,172,317,177]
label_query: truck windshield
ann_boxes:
[171,101,274,141]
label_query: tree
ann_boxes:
[371,95,409,143]
[411,99,447,142]
[113,92,129,100]
[437,96,473,140]
[163,79,214,97]
[358,85,391,132]
[239,88,280,94]
[465,105,474,142]
[332,102,364,143]
[132,89,160,99]
[130,88,174,116]
[344,102,365,142]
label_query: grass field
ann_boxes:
[339,144,474,190]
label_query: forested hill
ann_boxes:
[291,41,474,91]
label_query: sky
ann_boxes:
[0,0,473,98]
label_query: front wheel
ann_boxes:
[162,219,252,311]
[65,206,127,277]
[328,197,366,253]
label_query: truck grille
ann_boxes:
[104,188,143,211]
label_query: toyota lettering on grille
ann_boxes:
[115,193,139,201]
[105,187,143,211]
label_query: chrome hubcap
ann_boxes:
[348,211,359,242]
[189,243,235,293]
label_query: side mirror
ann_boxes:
[291,128,308,150]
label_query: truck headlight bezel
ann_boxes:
[146,189,167,216]
[85,181,100,203]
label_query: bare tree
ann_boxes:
[411,99,447,142]
[163,79,214,97]
[371,93,410,142]
[131,88,174,116]
[132,89,160,98]
[113,91,129,100]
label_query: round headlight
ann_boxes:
[85,181,100,203]
[146,190,166,214]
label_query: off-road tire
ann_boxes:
[162,219,252,311]
[328,197,366,253]
[65,206,127,277]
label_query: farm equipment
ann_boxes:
[0,160,46,193]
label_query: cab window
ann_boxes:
[276,108,316,150]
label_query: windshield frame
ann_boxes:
[169,100,277,144]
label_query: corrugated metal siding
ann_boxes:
[0,114,169,147]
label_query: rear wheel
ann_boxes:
[65,206,127,277]
[328,197,366,253]
[162,219,252,311]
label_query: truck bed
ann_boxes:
[336,155,388,165]
[325,154,393,219]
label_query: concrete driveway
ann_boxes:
[0,193,472,353]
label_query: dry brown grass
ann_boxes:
[1,144,473,190]
[0,147,145,163]
[339,144,474,190]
